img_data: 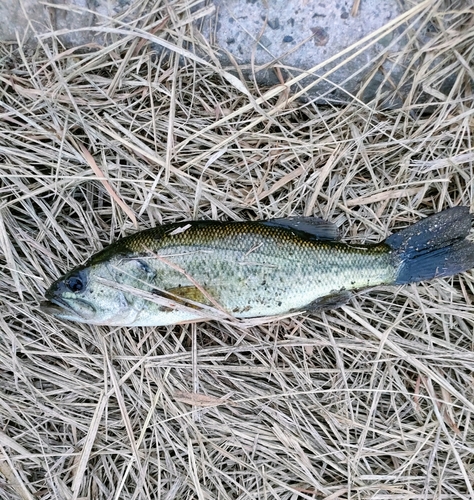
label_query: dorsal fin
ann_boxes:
[262,216,340,241]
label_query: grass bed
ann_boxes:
[0,1,473,498]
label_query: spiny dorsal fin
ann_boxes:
[262,216,340,241]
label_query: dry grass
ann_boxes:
[1,0,474,498]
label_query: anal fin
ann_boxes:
[305,290,352,312]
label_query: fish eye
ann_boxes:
[66,275,84,293]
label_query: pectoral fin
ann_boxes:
[152,285,212,308]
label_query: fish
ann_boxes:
[40,206,474,327]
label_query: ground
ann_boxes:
[0,1,473,499]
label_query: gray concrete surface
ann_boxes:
[0,0,434,105]
[197,0,409,105]
[0,0,130,47]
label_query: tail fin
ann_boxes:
[385,207,474,285]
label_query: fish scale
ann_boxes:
[41,208,474,326]
[65,222,395,323]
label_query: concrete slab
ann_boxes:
[196,0,411,105]
[0,0,444,106]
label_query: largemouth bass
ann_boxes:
[41,207,474,326]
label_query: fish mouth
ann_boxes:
[40,297,96,321]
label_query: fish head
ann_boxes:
[41,262,135,325]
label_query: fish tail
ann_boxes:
[385,207,474,285]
